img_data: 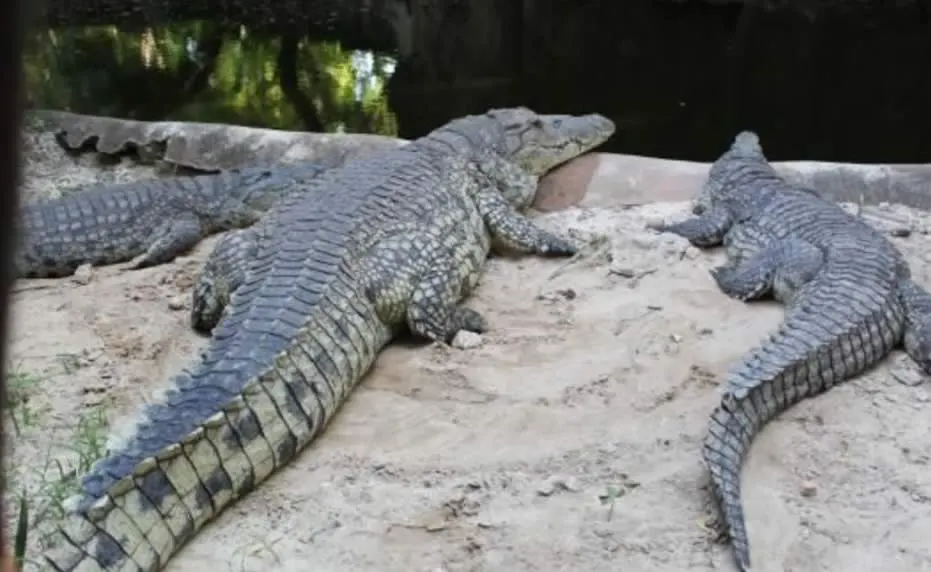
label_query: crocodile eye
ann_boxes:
[530,118,544,129]
[552,119,563,129]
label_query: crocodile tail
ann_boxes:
[43,271,389,571]
[703,276,906,571]
[703,402,754,571]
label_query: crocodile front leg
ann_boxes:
[132,214,205,269]
[473,152,577,256]
[476,189,577,256]
[649,207,733,247]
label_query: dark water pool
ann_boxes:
[24,1,931,162]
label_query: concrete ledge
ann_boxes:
[31,110,931,211]
[537,152,931,211]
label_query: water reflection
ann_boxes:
[23,25,399,136]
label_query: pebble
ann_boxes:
[610,266,637,278]
[631,235,658,250]
[451,331,483,349]
[71,264,93,285]
[800,481,817,497]
[167,296,186,311]
[536,476,580,497]
[683,246,702,259]
[643,216,666,229]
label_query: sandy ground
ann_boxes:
[7,136,931,572]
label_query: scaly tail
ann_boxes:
[41,273,390,571]
[702,277,905,571]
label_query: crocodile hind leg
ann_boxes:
[361,226,489,344]
[711,237,824,304]
[132,213,205,269]
[191,227,258,333]
[722,222,777,266]
[897,277,931,374]
[406,248,489,343]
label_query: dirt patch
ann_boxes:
[6,141,931,572]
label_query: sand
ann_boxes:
[6,134,931,572]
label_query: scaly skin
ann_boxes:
[15,163,327,278]
[650,131,931,571]
[189,227,258,332]
[41,107,615,571]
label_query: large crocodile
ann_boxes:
[41,107,616,571]
[649,131,931,571]
[15,163,328,278]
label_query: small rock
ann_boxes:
[424,518,448,532]
[631,235,658,250]
[891,368,924,387]
[167,296,186,311]
[610,266,637,278]
[683,246,702,259]
[557,476,580,492]
[556,288,577,300]
[644,216,666,230]
[800,482,817,498]
[71,264,93,285]
[536,476,579,497]
[669,334,683,343]
[536,481,556,497]
[451,331,483,349]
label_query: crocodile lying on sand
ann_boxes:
[15,163,328,278]
[42,107,616,571]
[649,131,931,572]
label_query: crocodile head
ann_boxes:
[693,130,767,215]
[487,107,616,177]
[218,166,325,228]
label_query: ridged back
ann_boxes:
[78,139,468,502]
[722,178,908,400]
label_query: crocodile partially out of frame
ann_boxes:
[649,131,931,572]
[41,107,616,571]
[15,163,329,278]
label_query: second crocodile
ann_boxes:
[41,107,616,571]
[15,163,328,278]
[650,131,931,571]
